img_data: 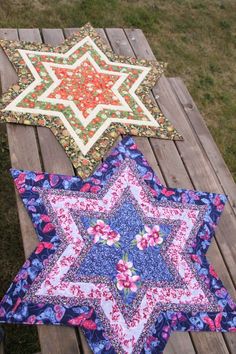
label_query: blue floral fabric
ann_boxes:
[0,136,235,354]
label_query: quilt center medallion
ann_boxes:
[39,55,130,125]
[75,197,175,307]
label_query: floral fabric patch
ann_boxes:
[0,137,235,354]
[0,23,182,178]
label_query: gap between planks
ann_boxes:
[169,77,236,216]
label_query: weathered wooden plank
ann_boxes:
[64,28,80,38]
[18,28,42,42]
[77,331,92,354]
[156,79,236,284]
[223,333,236,354]
[165,332,195,354]
[6,125,42,257]
[135,137,164,183]
[41,29,64,46]
[169,77,236,215]
[96,28,110,45]
[105,27,196,354]
[0,28,80,354]
[189,332,229,354]
[0,29,40,259]
[0,327,4,354]
[105,28,134,56]
[125,29,155,62]
[0,29,18,40]
[96,28,111,47]
[20,28,75,175]
[37,325,80,354]
[0,342,4,354]
[0,29,19,91]
[0,32,41,257]
[150,137,189,188]
[124,28,233,354]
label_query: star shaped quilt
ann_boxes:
[0,23,182,178]
[0,137,235,353]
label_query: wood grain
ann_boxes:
[0,342,4,354]
[169,77,236,215]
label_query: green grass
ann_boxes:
[0,1,235,353]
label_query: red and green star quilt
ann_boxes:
[0,23,182,178]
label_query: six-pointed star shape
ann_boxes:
[0,23,182,178]
[0,137,235,354]
[40,56,130,122]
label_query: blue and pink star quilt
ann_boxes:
[0,137,235,353]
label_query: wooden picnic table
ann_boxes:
[0,27,235,354]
